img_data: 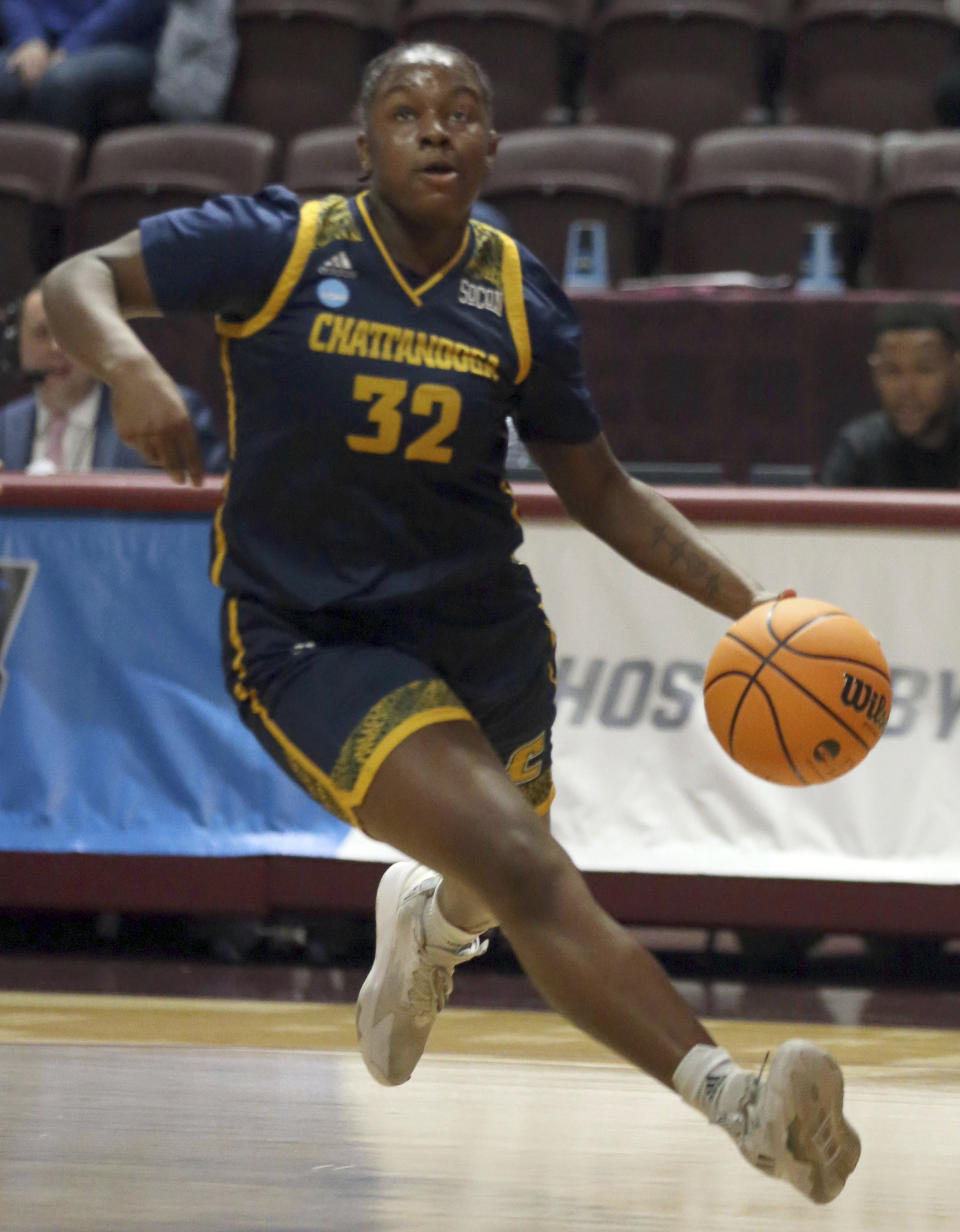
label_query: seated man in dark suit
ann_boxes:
[0,285,226,474]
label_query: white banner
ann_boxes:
[344,517,960,886]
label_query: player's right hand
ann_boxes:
[749,587,797,608]
[109,357,205,487]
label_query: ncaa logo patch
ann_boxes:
[317,278,350,309]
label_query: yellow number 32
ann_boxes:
[346,375,462,463]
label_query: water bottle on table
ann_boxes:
[796,221,845,294]
[564,220,609,291]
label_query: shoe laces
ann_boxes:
[408,956,454,1022]
[717,1052,769,1138]
[406,935,489,1024]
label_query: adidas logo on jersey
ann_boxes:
[317,250,355,277]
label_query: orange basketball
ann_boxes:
[703,596,891,786]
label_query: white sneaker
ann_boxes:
[724,1039,861,1204]
[356,861,488,1086]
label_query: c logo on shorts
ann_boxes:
[506,732,546,784]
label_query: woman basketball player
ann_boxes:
[40,41,858,1205]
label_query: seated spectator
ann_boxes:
[0,284,226,473]
[0,0,168,140]
[820,301,960,489]
[149,0,238,124]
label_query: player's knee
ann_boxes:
[481,813,570,926]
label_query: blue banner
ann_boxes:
[0,509,351,856]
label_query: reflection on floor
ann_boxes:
[2,1017,960,1231]
[4,913,960,1231]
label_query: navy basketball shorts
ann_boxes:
[220,560,557,828]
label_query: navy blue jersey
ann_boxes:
[141,186,600,612]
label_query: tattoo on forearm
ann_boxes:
[650,520,722,601]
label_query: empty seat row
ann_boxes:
[8,120,960,301]
[0,123,279,301]
[483,125,960,290]
[217,0,960,142]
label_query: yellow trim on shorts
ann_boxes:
[216,199,323,339]
[218,332,238,459]
[225,598,474,827]
[355,190,470,307]
[348,705,474,813]
[500,233,531,384]
[529,780,555,816]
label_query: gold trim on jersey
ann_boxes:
[499,232,531,384]
[464,220,504,287]
[355,192,531,384]
[210,470,229,587]
[225,599,474,827]
[314,194,363,246]
[355,191,470,307]
[216,198,325,339]
[209,333,239,587]
[218,332,239,460]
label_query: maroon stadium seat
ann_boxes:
[397,0,571,129]
[582,0,770,145]
[482,124,678,282]
[662,125,878,283]
[66,123,277,252]
[227,0,383,144]
[872,131,960,289]
[284,127,364,197]
[781,0,957,132]
[0,123,83,302]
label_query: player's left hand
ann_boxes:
[110,356,205,487]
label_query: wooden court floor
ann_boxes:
[2,991,959,1232]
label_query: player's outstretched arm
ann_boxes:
[41,233,204,487]
[527,432,782,622]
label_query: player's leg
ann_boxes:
[355,718,860,1205]
[357,717,712,1082]
[433,871,499,935]
[223,594,858,1204]
[221,592,507,1067]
